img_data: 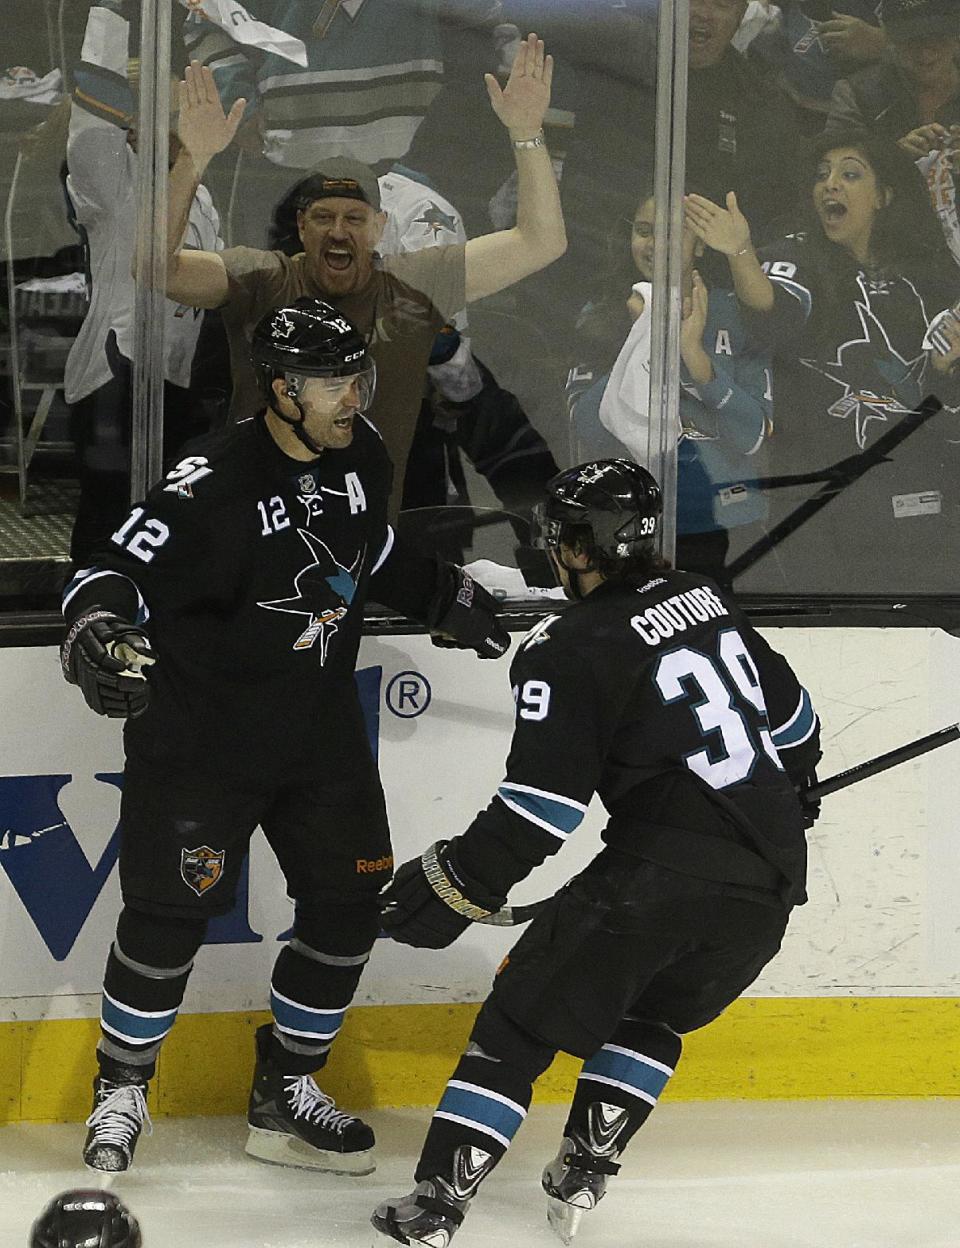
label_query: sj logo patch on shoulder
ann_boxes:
[163,455,213,499]
[180,845,226,897]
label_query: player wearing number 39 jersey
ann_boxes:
[58,300,508,1180]
[374,458,821,1248]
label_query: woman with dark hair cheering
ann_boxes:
[684,133,960,594]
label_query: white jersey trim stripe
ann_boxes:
[498,782,588,814]
[433,1111,512,1151]
[258,59,443,92]
[101,990,177,1021]
[273,1023,341,1040]
[100,1019,176,1046]
[371,526,395,575]
[62,568,147,620]
[496,794,569,842]
[578,1072,657,1107]
[744,424,766,457]
[446,1081,528,1118]
[269,987,346,1017]
[602,1044,675,1077]
[778,716,818,749]
[771,690,807,737]
[359,413,383,441]
[767,274,813,313]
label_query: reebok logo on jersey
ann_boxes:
[356,854,393,874]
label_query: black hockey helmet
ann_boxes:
[30,1190,142,1248]
[251,297,375,404]
[531,458,662,560]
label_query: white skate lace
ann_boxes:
[283,1075,354,1133]
[85,1083,153,1149]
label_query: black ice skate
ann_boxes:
[541,1103,629,1244]
[245,1024,375,1173]
[371,1178,470,1248]
[372,1145,494,1247]
[83,1074,152,1172]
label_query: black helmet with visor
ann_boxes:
[251,298,375,452]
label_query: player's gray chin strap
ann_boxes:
[271,374,326,457]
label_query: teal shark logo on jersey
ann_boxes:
[801,274,930,448]
[258,529,360,663]
[415,203,458,240]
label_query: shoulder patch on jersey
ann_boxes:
[518,613,560,651]
[162,455,214,499]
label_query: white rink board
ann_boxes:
[1,626,959,1023]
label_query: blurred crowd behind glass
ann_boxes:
[2,0,959,614]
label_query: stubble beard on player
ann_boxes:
[306,407,357,450]
[265,399,354,457]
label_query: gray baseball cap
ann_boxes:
[292,156,382,212]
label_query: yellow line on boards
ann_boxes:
[0,998,956,1124]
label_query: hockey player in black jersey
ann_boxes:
[59,298,509,1176]
[373,458,821,1246]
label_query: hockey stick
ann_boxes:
[478,721,960,927]
[723,394,944,582]
[803,722,960,800]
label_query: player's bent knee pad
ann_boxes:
[617,1016,684,1067]
[471,998,556,1084]
[115,905,208,969]
[292,900,380,959]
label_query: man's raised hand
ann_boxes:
[484,32,553,139]
[177,61,247,173]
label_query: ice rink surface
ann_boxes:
[0,1101,957,1247]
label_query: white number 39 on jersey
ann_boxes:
[513,679,551,721]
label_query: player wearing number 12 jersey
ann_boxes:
[58,300,508,1179]
[374,458,821,1247]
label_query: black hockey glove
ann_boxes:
[380,840,507,948]
[61,609,155,719]
[426,563,510,660]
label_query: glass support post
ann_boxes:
[130,0,172,500]
[647,0,690,566]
